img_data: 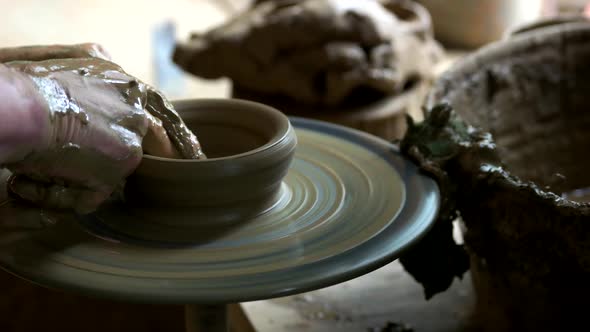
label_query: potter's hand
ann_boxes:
[0,56,202,214]
[0,43,204,160]
[0,60,148,214]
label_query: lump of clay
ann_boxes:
[0,44,204,160]
[174,0,442,107]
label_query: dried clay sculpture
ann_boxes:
[173,0,442,108]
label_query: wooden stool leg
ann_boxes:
[185,304,228,332]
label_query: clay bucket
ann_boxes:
[407,21,590,331]
[124,99,297,227]
[232,0,440,141]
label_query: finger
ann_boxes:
[144,85,205,159]
[142,110,182,158]
[0,43,111,63]
[8,175,111,214]
[0,66,50,163]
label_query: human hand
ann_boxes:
[0,45,203,213]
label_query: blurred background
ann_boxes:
[1,0,585,99]
[1,0,253,99]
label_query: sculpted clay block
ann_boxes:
[174,0,441,107]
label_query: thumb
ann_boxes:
[142,110,182,158]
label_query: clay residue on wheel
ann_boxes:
[173,0,441,107]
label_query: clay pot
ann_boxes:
[415,0,546,48]
[232,0,440,141]
[425,21,590,331]
[125,99,297,225]
[505,14,589,37]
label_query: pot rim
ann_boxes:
[143,98,292,163]
[428,21,590,108]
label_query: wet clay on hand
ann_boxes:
[0,43,204,160]
[0,44,204,213]
[174,0,441,107]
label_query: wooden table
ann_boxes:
[243,262,478,332]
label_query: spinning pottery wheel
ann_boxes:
[0,118,439,332]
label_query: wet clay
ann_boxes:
[174,0,441,107]
[0,44,204,160]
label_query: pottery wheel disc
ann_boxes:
[0,118,439,304]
